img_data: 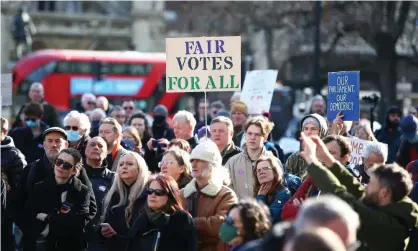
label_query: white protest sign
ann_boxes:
[346,137,388,165]
[240,70,278,115]
[166,36,241,92]
[1,74,13,106]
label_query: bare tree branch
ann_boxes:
[395,1,411,40]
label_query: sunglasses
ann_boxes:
[64,126,79,131]
[123,106,134,110]
[146,187,168,196]
[87,101,96,106]
[55,158,73,170]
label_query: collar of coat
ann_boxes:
[182,177,223,198]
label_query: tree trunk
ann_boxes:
[264,27,276,69]
[375,33,398,122]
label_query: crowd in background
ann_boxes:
[1,81,418,251]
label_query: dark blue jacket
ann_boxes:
[84,161,115,237]
[410,182,418,204]
[256,188,291,223]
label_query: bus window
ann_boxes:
[17,61,57,95]
[56,61,93,74]
[103,63,153,75]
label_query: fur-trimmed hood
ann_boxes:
[182,178,224,198]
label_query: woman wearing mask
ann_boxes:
[63,111,91,158]
[23,148,91,251]
[127,174,196,251]
[159,148,192,189]
[122,126,144,156]
[100,151,150,251]
[253,155,291,223]
[128,112,151,148]
[220,199,271,251]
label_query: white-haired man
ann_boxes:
[63,110,92,158]
[181,140,238,251]
[355,142,387,184]
[81,93,96,113]
[172,110,198,149]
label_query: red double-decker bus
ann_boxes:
[12,49,193,115]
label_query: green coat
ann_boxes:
[308,161,418,251]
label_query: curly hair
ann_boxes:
[227,198,271,243]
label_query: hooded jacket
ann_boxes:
[375,108,403,164]
[307,161,418,251]
[1,136,26,192]
[285,114,328,178]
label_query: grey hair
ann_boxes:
[295,195,360,236]
[81,93,96,104]
[63,110,91,135]
[362,142,388,163]
[111,105,124,113]
[30,82,44,91]
[91,108,107,121]
[173,110,197,128]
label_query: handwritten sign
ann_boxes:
[346,137,388,165]
[327,71,360,121]
[166,36,241,92]
[240,70,278,115]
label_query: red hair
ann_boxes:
[147,174,184,213]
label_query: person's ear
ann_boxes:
[64,140,69,148]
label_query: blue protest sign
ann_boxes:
[327,71,360,121]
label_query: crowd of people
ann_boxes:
[1,82,418,251]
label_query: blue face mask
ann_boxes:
[122,139,136,150]
[26,120,37,128]
[67,130,81,142]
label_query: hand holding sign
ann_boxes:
[327,71,360,121]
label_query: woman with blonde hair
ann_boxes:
[354,123,377,141]
[159,148,192,189]
[253,155,291,223]
[122,126,144,156]
[99,151,150,251]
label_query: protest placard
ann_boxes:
[346,137,388,165]
[327,71,360,121]
[165,36,241,93]
[240,70,278,115]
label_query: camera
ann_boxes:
[362,94,380,107]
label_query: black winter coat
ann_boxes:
[23,176,91,251]
[8,122,49,164]
[1,136,26,193]
[126,210,197,251]
[100,189,147,251]
[13,155,97,232]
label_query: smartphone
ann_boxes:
[152,139,159,148]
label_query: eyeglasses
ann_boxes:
[55,158,73,170]
[123,106,134,110]
[146,187,168,196]
[158,160,176,168]
[64,126,79,131]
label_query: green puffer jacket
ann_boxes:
[308,161,418,251]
